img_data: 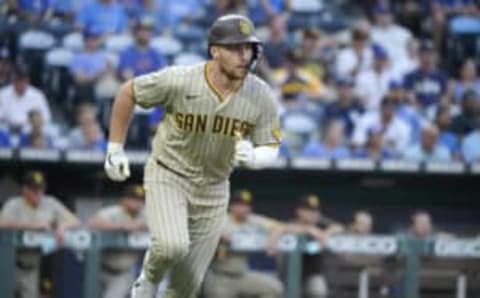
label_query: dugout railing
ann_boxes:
[1,230,479,298]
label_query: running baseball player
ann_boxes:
[104,14,281,298]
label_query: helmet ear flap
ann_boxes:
[250,43,263,71]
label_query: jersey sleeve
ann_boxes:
[0,199,17,221]
[251,87,281,146]
[52,198,78,225]
[132,67,175,109]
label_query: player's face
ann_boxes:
[124,198,144,215]
[230,203,251,219]
[214,43,253,80]
[22,186,44,207]
[412,214,432,238]
[296,208,320,225]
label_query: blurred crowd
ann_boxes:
[0,0,479,163]
[1,170,468,298]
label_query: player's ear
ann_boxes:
[210,45,219,59]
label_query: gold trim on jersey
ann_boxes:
[204,62,225,102]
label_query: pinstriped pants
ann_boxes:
[142,158,229,298]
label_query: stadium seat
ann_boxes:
[43,48,75,113]
[290,0,324,13]
[150,36,183,62]
[62,32,84,52]
[45,47,74,67]
[105,34,133,53]
[173,52,204,66]
[19,30,56,50]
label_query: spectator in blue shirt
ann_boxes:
[301,119,351,159]
[403,40,447,110]
[13,0,54,23]
[353,127,394,160]
[451,90,480,137]
[453,58,480,104]
[324,77,364,137]
[403,124,451,162]
[76,0,128,35]
[70,28,108,102]
[434,105,460,157]
[19,109,54,149]
[118,17,166,81]
[461,122,480,163]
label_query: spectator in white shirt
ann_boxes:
[335,24,373,79]
[0,65,51,133]
[403,124,451,162]
[355,45,400,110]
[371,4,413,76]
[352,96,411,156]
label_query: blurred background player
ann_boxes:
[204,189,284,298]
[267,194,344,298]
[89,184,147,298]
[348,210,373,235]
[0,170,79,298]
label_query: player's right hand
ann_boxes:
[104,142,130,181]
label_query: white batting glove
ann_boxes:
[104,142,130,181]
[234,133,255,168]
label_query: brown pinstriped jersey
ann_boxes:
[133,62,280,185]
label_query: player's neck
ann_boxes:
[206,61,243,99]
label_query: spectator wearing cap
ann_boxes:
[403,39,448,110]
[89,184,147,298]
[452,58,480,104]
[335,22,374,78]
[301,119,351,159]
[0,170,79,298]
[69,28,108,103]
[274,48,324,105]
[204,189,284,298]
[451,90,480,137]
[299,28,330,80]
[19,109,54,149]
[403,124,451,162]
[267,194,344,298]
[0,47,12,88]
[10,0,54,24]
[353,126,395,160]
[118,17,166,81]
[0,64,51,133]
[434,105,460,157]
[76,0,128,35]
[352,96,411,156]
[354,44,400,110]
[324,77,364,137]
[461,120,480,163]
[371,3,413,75]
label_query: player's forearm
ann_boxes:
[88,217,128,231]
[109,80,136,144]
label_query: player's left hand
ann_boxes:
[234,132,255,168]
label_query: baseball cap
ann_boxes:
[373,44,388,60]
[389,79,404,90]
[373,3,391,15]
[336,76,355,87]
[420,39,436,52]
[124,184,145,200]
[134,16,155,30]
[83,27,102,39]
[231,189,253,205]
[297,194,321,211]
[381,95,397,107]
[22,171,46,189]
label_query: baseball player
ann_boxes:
[88,184,147,298]
[204,189,284,298]
[104,14,281,298]
[0,170,79,298]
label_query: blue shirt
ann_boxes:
[19,133,54,149]
[119,46,166,77]
[18,0,53,15]
[0,129,10,147]
[353,148,394,160]
[403,144,451,162]
[70,51,107,78]
[438,131,459,154]
[461,130,480,162]
[77,1,128,34]
[324,101,364,137]
[301,140,350,159]
[404,69,447,108]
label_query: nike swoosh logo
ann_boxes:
[185,94,199,100]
